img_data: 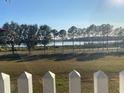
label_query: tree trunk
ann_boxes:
[117,36,119,52]
[88,34,90,52]
[11,43,15,55]
[79,39,81,53]
[72,37,74,54]
[91,36,94,52]
[62,38,64,54]
[28,48,31,56]
[107,34,109,53]
[54,36,56,54]
[44,44,46,55]
[103,35,104,51]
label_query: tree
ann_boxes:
[68,26,78,53]
[108,24,113,50]
[76,28,82,52]
[15,24,25,50]
[77,28,86,52]
[114,27,121,52]
[38,25,51,55]
[2,22,20,54]
[104,24,113,52]
[51,29,58,54]
[100,24,107,51]
[99,24,113,52]
[95,25,101,51]
[21,24,38,55]
[117,27,124,51]
[59,29,66,54]
[86,24,96,51]
[0,29,8,49]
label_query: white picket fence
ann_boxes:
[0,70,124,93]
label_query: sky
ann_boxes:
[0,0,124,30]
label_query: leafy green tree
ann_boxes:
[21,24,38,55]
[101,24,113,52]
[106,24,113,52]
[38,25,51,55]
[51,29,58,54]
[0,28,8,49]
[59,29,66,54]
[99,24,107,51]
[114,27,121,52]
[76,28,86,52]
[68,26,78,53]
[86,24,97,51]
[98,24,113,52]
[115,27,124,52]
[2,22,19,54]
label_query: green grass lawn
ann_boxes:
[0,52,123,93]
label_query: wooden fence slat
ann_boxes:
[94,70,108,93]
[0,73,11,93]
[18,72,33,93]
[69,70,81,93]
[43,71,56,93]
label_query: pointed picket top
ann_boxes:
[0,72,11,93]
[0,72,10,80]
[43,71,55,79]
[94,70,108,93]
[18,71,33,93]
[69,70,81,93]
[69,70,81,78]
[120,70,124,76]
[19,71,32,79]
[94,70,108,79]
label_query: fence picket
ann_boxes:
[69,70,81,93]
[18,72,33,93]
[119,71,124,93]
[43,71,56,93]
[0,73,10,93]
[94,70,108,93]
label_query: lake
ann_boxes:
[2,40,122,48]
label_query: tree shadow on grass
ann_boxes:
[76,52,107,61]
[17,53,107,62]
[0,51,124,62]
[17,53,75,62]
[108,51,124,57]
[76,51,124,62]
[0,54,24,61]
